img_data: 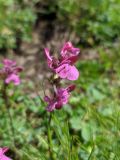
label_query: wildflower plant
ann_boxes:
[44,42,80,112]
[0,59,23,151]
[44,42,80,159]
[0,41,119,160]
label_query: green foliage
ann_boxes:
[55,0,120,45]
[0,0,36,49]
[0,0,120,49]
[0,44,120,159]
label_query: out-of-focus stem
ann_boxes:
[2,82,16,146]
[47,112,55,160]
[47,75,60,159]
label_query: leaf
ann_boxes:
[81,123,92,142]
[70,117,82,130]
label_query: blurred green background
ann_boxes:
[0,0,120,160]
[0,0,120,49]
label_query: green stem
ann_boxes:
[2,83,16,146]
[88,144,94,160]
[69,136,73,160]
[47,112,54,160]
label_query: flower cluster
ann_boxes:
[0,147,11,160]
[0,59,23,85]
[44,42,80,112]
[44,85,76,112]
[44,42,80,81]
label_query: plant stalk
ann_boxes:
[2,83,16,146]
[47,112,55,160]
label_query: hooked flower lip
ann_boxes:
[60,41,80,58]
[44,48,53,69]
[44,85,75,112]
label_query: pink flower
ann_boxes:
[44,85,75,112]
[0,147,12,160]
[44,42,80,81]
[60,41,80,58]
[5,74,21,85]
[0,59,23,85]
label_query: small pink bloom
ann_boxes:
[0,147,12,160]
[5,74,20,85]
[0,59,23,85]
[44,85,75,112]
[44,42,80,81]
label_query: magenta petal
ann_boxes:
[71,48,80,55]
[14,67,23,73]
[55,64,69,79]
[44,48,52,61]
[66,65,79,81]
[44,95,57,112]
[2,148,9,154]
[44,48,53,68]
[44,96,51,102]
[0,149,2,156]
[56,64,79,80]
[57,88,69,104]
[66,85,76,92]
[0,148,11,160]
[67,56,79,64]
[55,102,63,109]
[46,102,57,112]
[61,42,72,56]
[61,42,80,58]
[2,155,12,160]
[3,59,16,66]
[5,74,20,85]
